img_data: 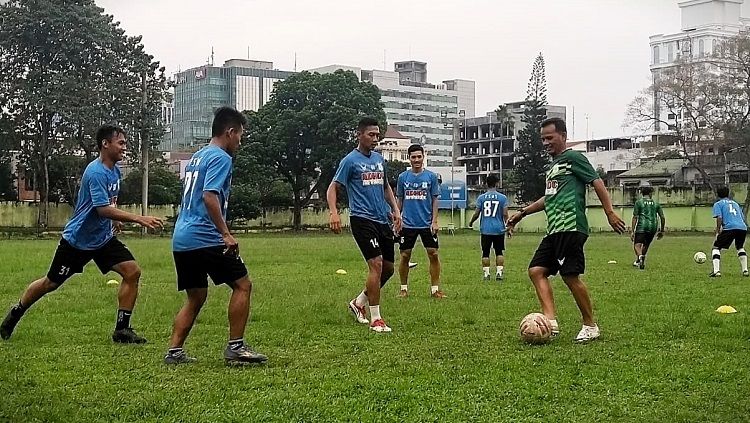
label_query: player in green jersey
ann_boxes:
[507,117,626,343]
[630,185,665,270]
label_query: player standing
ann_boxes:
[631,185,665,270]
[0,125,163,342]
[468,174,508,281]
[164,107,267,365]
[395,144,444,298]
[327,117,402,333]
[507,118,625,343]
[709,186,748,277]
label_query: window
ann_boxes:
[653,45,660,64]
[699,39,705,57]
[667,43,674,62]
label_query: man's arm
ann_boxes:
[631,205,638,241]
[431,195,439,234]
[384,182,402,233]
[715,216,723,235]
[203,191,238,255]
[468,209,481,228]
[327,181,342,234]
[592,179,626,233]
[507,196,545,227]
[96,206,162,229]
[657,208,666,239]
[503,206,512,237]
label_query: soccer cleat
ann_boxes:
[496,273,503,281]
[431,290,447,299]
[483,274,490,282]
[575,325,600,343]
[224,344,268,366]
[743,270,749,277]
[632,261,639,267]
[638,258,645,270]
[709,271,721,278]
[369,319,392,333]
[164,350,197,365]
[348,299,369,324]
[397,289,408,298]
[408,262,418,269]
[0,309,22,340]
[550,322,560,337]
[112,327,147,344]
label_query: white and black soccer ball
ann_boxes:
[694,251,707,264]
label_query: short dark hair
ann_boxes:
[407,144,424,155]
[211,106,246,137]
[487,174,499,188]
[96,125,126,149]
[640,186,653,196]
[717,186,730,198]
[541,117,567,135]
[357,117,379,132]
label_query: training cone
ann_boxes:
[106,279,119,286]
[716,305,737,314]
[607,260,617,264]
[336,269,347,275]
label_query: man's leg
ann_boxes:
[495,254,505,280]
[398,249,413,297]
[528,266,556,321]
[481,235,492,280]
[1,276,61,340]
[224,273,267,365]
[633,242,643,265]
[561,274,595,327]
[426,247,441,291]
[167,288,208,350]
[365,256,384,306]
[109,261,147,343]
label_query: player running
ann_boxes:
[631,185,665,270]
[709,186,749,277]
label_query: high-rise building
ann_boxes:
[169,59,294,151]
[309,61,475,167]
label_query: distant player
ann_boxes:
[396,144,444,298]
[631,185,665,269]
[468,174,508,281]
[327,117,402,333]
[709,186,748,277]
[0,125,163,342]
[507,118,626,343]
[164,107,267,365]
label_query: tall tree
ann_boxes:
[246,70,386,230]
[513,53,550,203]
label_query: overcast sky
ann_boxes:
[95,0,684,140]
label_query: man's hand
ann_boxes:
[507,211,524,226]
[606,211,626,234]
[630,232,635,241]
[136,216,164,230]
[329,212,342,234]
[391,210,403,234]
[431,220,439,235]
[657,231,664,240]
[113,221,124,234]
[506,225,514,238]
[222,233,239,256]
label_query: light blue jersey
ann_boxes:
[333,149,390,224]
[397,169,440,229]
[173,145,233,252]
[713,198,747,231]
[62,159,120,250]
[476,191,508,235]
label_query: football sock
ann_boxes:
[639,255,645,264]
[369,305,382,321]
[549,319,559,332]
[355,290,368,307]
[228,338,244,351]
[11,301,27,318]
[430,285,439,294]
[483,266,490,277]
[168,347,183,355]
[400,285,408,292]
[712,249,721,273]
[497,266,503,275]
[739,249,748,271]
[115,309,132,331]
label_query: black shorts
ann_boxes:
[46,237,135,284]
[480,234,505,257]
[398,227,439,251]
[714,229,747,250]
[633,231,656,247]
[529,232,588,276]
[173,246,248,291]
[350,216,395,262]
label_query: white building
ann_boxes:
[375,126,415,163]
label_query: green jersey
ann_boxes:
[633,197,662,233]
[544,149,599,235]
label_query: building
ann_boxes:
[650,0,750,130]
[309,61,475,167]
[455,102,566,188]
[375,126,415,163]
[170,59,294,151]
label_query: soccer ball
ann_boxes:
[694,252,707,264]
[519,313,553,345]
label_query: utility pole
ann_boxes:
[140,70,149,235]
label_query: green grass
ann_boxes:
[1,232,749,422]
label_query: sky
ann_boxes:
[95,0,684,140]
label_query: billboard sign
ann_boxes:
[431,166,467,209]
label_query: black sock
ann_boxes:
[10,301,27,318]
[228,338,244,350]
[168,347,183,355]
[116,309,132,331]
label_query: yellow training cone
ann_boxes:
[607,260,617,264]
[106,279,119,286]
[716,305,737,314]
[336,269,347,275]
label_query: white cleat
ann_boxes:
[369,319,392,333]
[348,300,369,324]
[408,262,418,269]
[575,325,600,343]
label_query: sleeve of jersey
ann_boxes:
[475,196,482,210]
[396,172,405,198]
[332,157,350,187]
[572,152,599,184]
[431,173,440,197]
[88,172,111,207]
[203,154,231,193]
[633,201,641,215]
[712,203,721,218]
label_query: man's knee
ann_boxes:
[426,248,439,260]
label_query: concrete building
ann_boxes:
[309,61,475,167]
[375,126,415,163]
[170,59,294,151]
[455,102,566,188]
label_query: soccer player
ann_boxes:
[395,144,444,298]
[709,186,748,277]
[164,107,267,365]
[0,125,163,343]
[507,117,626,343]
[327,117,402,333]
[631,185,665,269]
[468,174,509,281]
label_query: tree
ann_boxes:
[495,104,515,138]
[513,53,551,203]
[0,159,15,201]
[118,165,182,206]
[0,0,168,228]
[246,70,386,230]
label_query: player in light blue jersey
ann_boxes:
[469,174,509,281]
[396,144,444,298]
[0,126,163,343]
[327,117,402,333]
[165,107,267,365]
[709,186,749,277]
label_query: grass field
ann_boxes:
[1,232,749,422]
